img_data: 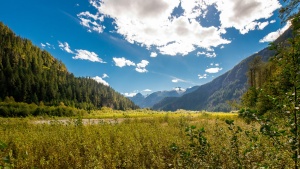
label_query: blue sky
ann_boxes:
[0,0,290,96]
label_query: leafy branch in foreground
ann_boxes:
[240,13,300,169]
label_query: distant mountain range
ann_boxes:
[128,87,199,108]
[129,28,292,112]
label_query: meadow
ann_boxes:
[0,110,294,168]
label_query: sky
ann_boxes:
[0,0,291,97]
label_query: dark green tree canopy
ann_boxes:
[0,22,138,110]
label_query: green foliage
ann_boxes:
[0,140,11,168]
[0,22,138,111]
[0,101,87,117]
[169,117,293,168]
[240,13,300,168]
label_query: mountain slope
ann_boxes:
[0,22,138,110]
[153,29,292,112]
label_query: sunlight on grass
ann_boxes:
[84,107,238,119]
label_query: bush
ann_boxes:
[0,101,87,117]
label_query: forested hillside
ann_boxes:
[241,15,300,118]
[0,22,138,110]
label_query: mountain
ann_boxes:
[153,29,292,112]
[0,22,138,110]
[129,93,145,107]
[128,87,190,108]
[183,86,200,95]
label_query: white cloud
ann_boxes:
[220,45,225,49]
[73,49,106,63]
[205,67,223,73]
[172,78,187,83]
[259,21,291,43]
[174,87,186,92]
[112,58,149,73]
[41,42,55,49]
[150,52,157,58]
[135,60,149,73]
[113,57,136,67]
[77,11,105,33]
[270,20,276,24]
[206,52,216,58]
[143,89,152,92]
[58,41,74,54]
[58,41,105,63]
[215,0,281,34]
[215,63,220,66]
[102,73,109,78]
[92,76,109,86]
[198,74,208,79]
[123,92,137,97]
[258,21,269,30]
[172,79,180,83]
[79,0,230,56]
[78,0,280,56]
[197,52,205,56]
[197,51,216,58]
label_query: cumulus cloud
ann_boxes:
[215,0,281,34]
[150,52,157,58]
[78,0,231,56]
[73,49,105,63]
[58,41,105,63]
[259,21,291,43]
[58,41,74,54]
[41,43,46,47]
[113,57,136,67]
[135,60,149,73]
[113,58,149,73]
[78,0,280,56]
[198,74,208,79]
[205,67,223,73]
[92,76,109,86]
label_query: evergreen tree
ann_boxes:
[0,22,138,111]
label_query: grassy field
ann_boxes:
[0,110,293,168]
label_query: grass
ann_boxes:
[0,110,294,168]
[85,108,238,119]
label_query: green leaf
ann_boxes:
[0,140,7,150]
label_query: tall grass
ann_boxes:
[0,113,294,168]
